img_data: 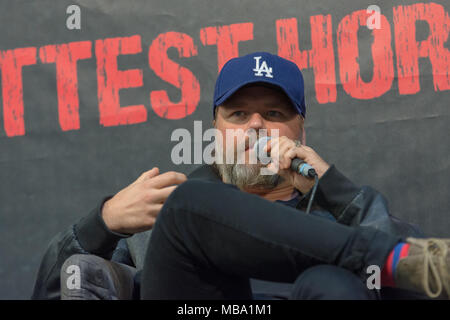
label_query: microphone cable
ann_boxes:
[305,173,319,215]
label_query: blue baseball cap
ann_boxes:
[213,52,306,118]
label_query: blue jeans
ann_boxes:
[140,179,401,299]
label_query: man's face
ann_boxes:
[213,84,305,190]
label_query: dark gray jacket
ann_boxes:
[31,164,423,299]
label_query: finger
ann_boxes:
[150,185,178,203]
[278,139,295,156]
[276,142,309,160]
[146,167,160,179]
[147,171,187,189]
[135,167,160,183]
[279,147,297,170]
[147,203,163,219]
[264,137,277,153]
[279,139,307,170]
[292,145,310,160]
[270,139,293,167]
[264,138,279,157]
[279,137,296,149]
[265,137,293,156]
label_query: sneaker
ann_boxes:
[395,237,450,299]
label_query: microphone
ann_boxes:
[290,158,317,178]
[254,136,317,178]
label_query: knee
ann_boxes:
[154,179,217,230]
[163,179,232,212]
[290,265,377,300]
[154,178,236,238]
[165,179,207,204]
[61,254,137,300]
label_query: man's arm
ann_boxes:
[31,168,187,300]
[314,164,381,225]
[313,165,423,237]
[270,137,422,237]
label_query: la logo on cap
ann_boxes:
[253,56,273,78]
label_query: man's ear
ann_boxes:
[298,116,306,145]
[301,126,306,145]
[212,106,219,127]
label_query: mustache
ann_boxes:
[212,161,283,190]
[238,134,265,151]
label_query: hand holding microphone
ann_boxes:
[254,136,330,194]
[254,136,316,177]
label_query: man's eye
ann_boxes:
[267,110,283,117]
[231,111,245,117]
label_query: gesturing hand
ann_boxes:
[101,167,187,235]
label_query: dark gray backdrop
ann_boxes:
[1,0,449,299]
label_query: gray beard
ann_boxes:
[212,162,283,191]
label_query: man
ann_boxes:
[139,52,450,299]
[32,52,449,300]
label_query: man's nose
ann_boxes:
[247,112,265,130]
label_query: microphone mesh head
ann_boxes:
[254,136,272,161]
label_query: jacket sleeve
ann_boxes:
[313,165,423,238]
[31,196,132,300]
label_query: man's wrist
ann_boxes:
[101,198,117,233]
[314,165,361,219]
[74,196,130,257]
